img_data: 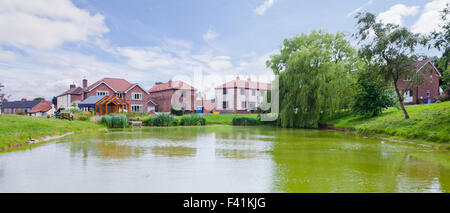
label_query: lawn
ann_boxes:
[325,101,450,143]
[0,114,104,149]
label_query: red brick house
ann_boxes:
[1,98,52,116]
[148,80,197,113]
[397,60,442,105]
[57,78,151,112]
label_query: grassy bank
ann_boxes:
[324,102,450,144]
[0,114,104,149]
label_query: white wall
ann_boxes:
[57,95,70,109]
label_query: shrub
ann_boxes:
[232,117,257,126]
[170,105,184,116]
[146,113,178,126]
[101,114,128,128]
[180,114,206,126]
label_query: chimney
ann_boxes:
[247,77,251,82]
[168,80,172,87]
[70,84,76,89]
[82,79,88,89]
[21,98,27,102]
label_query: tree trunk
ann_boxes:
[393,81,410,119]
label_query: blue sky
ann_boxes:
[0,0,448,100]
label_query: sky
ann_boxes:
[0,0,448,100]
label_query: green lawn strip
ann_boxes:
[324,102,450,146]
[0,114,104,149]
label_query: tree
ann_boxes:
[267,31,357,128]
[430,4,450,96]
[0,83,10,101]
[52,96,57,106]
[352,66,396,117]
[34,97,44,101]
[353,12,427,119]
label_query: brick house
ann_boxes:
[148,80,197,113]
[1,98,43,115]
[215,77,271,113]
[28,101,54,117]
[57,78,151,112]
[397,60,442,104]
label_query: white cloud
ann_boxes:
[0,0,109,49]
[347,0,374,18]
[202,26,219,42]
[0,48,16,61]
[412,0,450,34]
[208,56,232,71]
[377,4,420,26]
[254,0,276,16]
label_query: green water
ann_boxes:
[0,126,449,192]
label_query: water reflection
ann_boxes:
[0,126,448,192]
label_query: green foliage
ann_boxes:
[267,30,357,128]
[100,114,128,128]
[354,12,428,119]
[170,105,184,116]
[430,4,449,80]
[201,113,259,125]
[180,114,206,126]
[33,97,44,101]
[232,117,257,126]
[352,68,397,117]
[146,113,178,126]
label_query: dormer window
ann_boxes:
[117,93,124,98]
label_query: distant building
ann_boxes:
[148,80,197,113]
[1,98,53,116]
[215,77,271,113]
[397,60,442,104]
[56,78,151,112]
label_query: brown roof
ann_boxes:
[28,101,52,113]
[148,81,196,93]
[88,78,134,92]
[215,78,272,90]
[57,87,85,97]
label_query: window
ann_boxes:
[241,102,246,109]
[132,93,142,100]
[181,90,186,98]
[223,88,227,95]
[427,90,430,97]
[131,105,143,112]
[404,75,411,81]
[252,89,256,96]
[117,93,124,98]
[409,90,413,97]
[429,75,433,83]
[222,101,227,109]
[240,88,244,95]
[249,102,256,110]
[97,91,109,96]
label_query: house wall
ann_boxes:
[149,89,196,112]
[123,85,150,112]
[397,63,441,104]
[87,83,116,98]
[216,87,268,112]
[1,107,32,114]
[57,95,70,109]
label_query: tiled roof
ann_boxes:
[412,59,441,76]
[148,81,196,93]
[215,79,272,90]
[28,101,52,113]
[57,87,85,97]
[88,78,134,92]
[2,100,41,109]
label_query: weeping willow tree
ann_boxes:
[266,31,357,128]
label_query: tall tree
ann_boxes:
[353,12,427,119]
[267,31,357,128]
[430,4,450,96]
[0,83,10,101]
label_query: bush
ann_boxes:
[170,105,184,116]
[180,114,206,126]
[232,117,257,126]
[100,114,128,128]
[146,113,178,126]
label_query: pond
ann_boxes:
[0,126,449,192]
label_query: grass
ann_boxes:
[0,114,104,149]
[324,101,450,144]
[180,114,206,126]
[100,114,129,128]
[200,113,259,125]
